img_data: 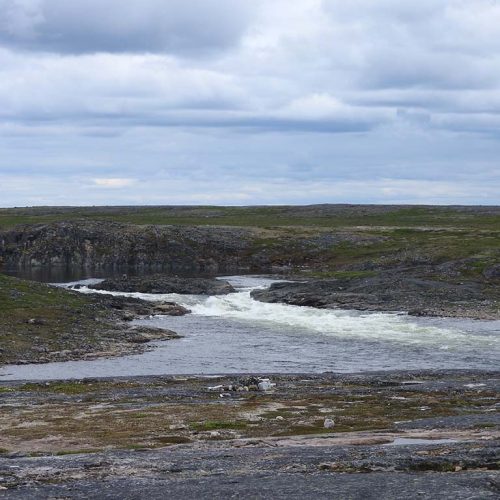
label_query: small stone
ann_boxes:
[247,416,263,423]
[319,462,338,470]
[169,424,187,431]
[207,385,224,392]
[275,416,284,421]
[324,418,335,429]
[27,318,45,325]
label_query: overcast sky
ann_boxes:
[0,0,499,206]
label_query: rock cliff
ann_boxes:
[0,221,256,274]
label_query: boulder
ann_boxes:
[89,293,190,318]
[483,264,500,280]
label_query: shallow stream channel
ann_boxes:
[1,275,499,380]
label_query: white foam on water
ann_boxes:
[70,276,497,348]
[1,275,498,380]
[187,292,494,347]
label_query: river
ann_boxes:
[0,275,498,380]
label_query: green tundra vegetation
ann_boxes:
[0,274,93,363]
[0,204,499,230]
[0,205,498,276]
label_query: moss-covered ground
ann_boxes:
[0,274,176,365]
[0,205,498,230]
[0,374,497,455]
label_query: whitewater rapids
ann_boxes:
[0,275,498,380]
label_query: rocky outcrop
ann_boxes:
[0,221,255,273]
[90,293,191,318]
[89,275,235,295]
[251,273,500,319]
[0,220,386,276]
[0,274,186,365]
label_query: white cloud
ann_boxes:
[93,178,136,188]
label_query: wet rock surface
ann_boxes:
[0,371,498,499]
[251,271,499,319]
[89,293,191,317]
[89,275,235,295]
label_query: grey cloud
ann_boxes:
[1,1,500,206]
[322,0,500,92]
[0,0,253,55]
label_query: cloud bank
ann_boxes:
[0,0,499,206]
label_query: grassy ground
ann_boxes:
[0,274,97,363]
[253,226,500,280]
[0,374,497,455]
[1,205,499,230]
[0,274,176,365]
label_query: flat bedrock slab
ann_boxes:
[1,442,498,499]
[251,272,499,319]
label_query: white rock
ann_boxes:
[258,379,276,391]
[247,416,263,423]
[324,418,335,429]
[275,416,285,421]
[169,424,187,431]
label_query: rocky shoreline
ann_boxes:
[0,370,498,498]
[252,270,500,320]
[0,274,190,366]
[1,216,498,323]
[1,266,498,368]
[0,221,257,274]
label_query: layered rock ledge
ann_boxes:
[251,272,500,320]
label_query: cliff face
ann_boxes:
[0,220,394,276]
[0,221,257,274]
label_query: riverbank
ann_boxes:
[252,270,500,320]
[0,274,186,365]
[0,203,498,377]
[0,370,498,498]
